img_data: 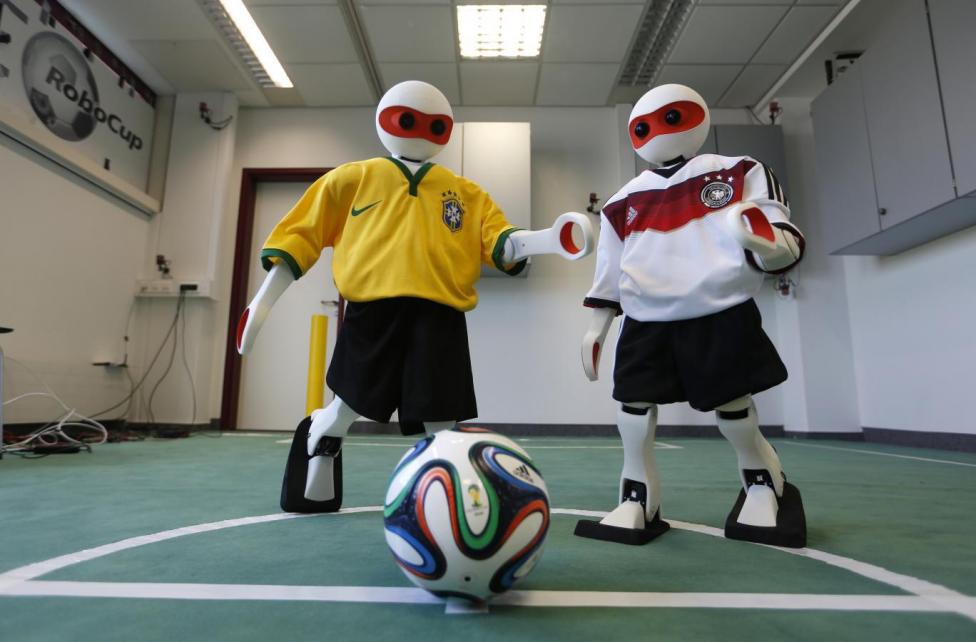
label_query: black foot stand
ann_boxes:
[574,509,670,546]
[724,482,806,548]
[280,416,343,513]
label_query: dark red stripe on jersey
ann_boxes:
[602,198,629,240]
[602,158,757,239]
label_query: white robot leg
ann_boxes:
[717,395,806,547]
[280,397,359,513]
[574,403,670,545]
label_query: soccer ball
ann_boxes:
[383,427,550,601]
[21,32,99,141]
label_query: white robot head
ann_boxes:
[628,84,710,166]
[376,80,454,162]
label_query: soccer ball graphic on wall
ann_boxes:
[383,427,550,601]
[21,31,99,142]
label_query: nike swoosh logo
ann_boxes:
[351,201,381,216]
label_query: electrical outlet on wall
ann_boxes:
[135,279,212,298]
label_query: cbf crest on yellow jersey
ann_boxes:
[260,157,524,312]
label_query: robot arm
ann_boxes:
[500,212,594,263]
[581,307,616,381]
[724,201,805,274]
[236,262,295,355]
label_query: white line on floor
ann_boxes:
[274,441,680,450]
[1,507,973,620]
[0,507,379,589]
[781,441,976,468]
[517,439,682,450]
[5,580,973,615]
[221,433,281,438]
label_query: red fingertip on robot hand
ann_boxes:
[742,207,775,242]
[560,222,581,255]
[628,100,707,150]
[236,308,249,351]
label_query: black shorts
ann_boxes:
[326,297,477,430]
[612,299,787,412]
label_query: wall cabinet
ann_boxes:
[811,0,976,255]
[859,0,955,229]
[811,66,881,253]
[929,0,976,197]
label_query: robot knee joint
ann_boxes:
[621,402,655,416]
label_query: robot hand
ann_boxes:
[236,263,295,355]
[581,307,616,381]
[724,202,803,273]
[504,212,595,263]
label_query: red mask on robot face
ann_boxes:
[628,101,707,151]
[378,106,454,146]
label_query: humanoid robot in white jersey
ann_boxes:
[578,84,807,547]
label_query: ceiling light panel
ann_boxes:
[199,0,293,88]
[457,5,547,59]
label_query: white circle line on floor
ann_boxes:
[0,507,972,621]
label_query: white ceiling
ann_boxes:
[59,0,850,109]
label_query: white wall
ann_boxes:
[843,226,976,434]
[214,106,787,427]
[128,92,238,425]
[0,136,150,423]
[775,98,861,433]
[777,93,976,437]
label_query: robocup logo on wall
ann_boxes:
[0,1,155,191]
[23,32,142,151]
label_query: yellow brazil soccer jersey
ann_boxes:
[260,157,524,312]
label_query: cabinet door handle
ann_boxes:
[878,207,887,216]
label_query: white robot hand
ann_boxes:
[504,212,595,263]
[724,202,803,273]
[236,263,294,355]
[581,307,616,381]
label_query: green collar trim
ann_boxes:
[387,157,435,196]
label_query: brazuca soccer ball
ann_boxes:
[383,427,550,601]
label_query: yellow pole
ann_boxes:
[305,314,328,416]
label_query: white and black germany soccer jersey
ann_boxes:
[584,154,802,322]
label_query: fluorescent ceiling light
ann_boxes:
[457,5,547,59]
[217,0,292,88]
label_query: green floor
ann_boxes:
[2,433,975,641]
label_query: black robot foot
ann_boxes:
[724,481,806,548]
[574,509,670,545]
[280,416,343,513]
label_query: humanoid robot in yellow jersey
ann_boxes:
[236,80,593,513]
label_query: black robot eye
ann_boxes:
[399,112,415,130]
[430,119,446,136]
[665,109,681,125]
[634,121,649,138]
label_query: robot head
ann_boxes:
[628,84,710,166]
[376,80,454,162]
